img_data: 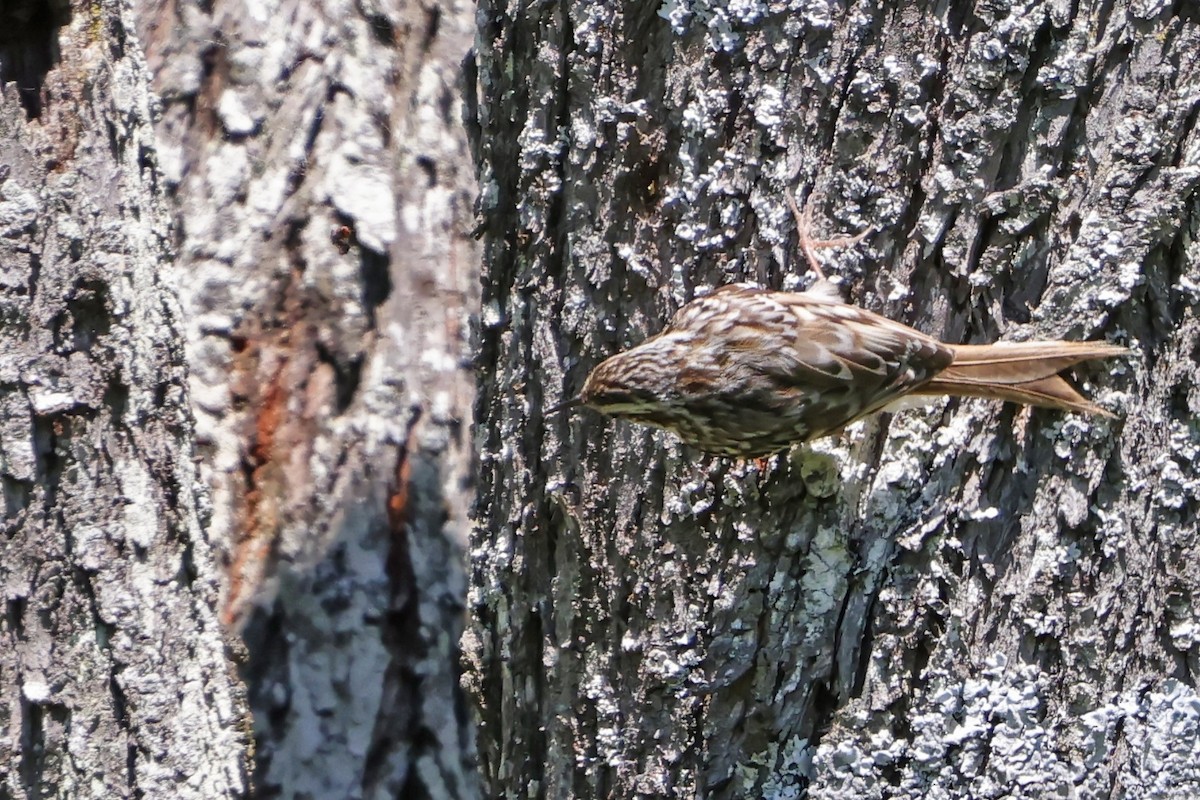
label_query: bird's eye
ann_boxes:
[592,389,637,408]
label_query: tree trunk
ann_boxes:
[0,1,248,797]
[467,1,1200,797]
[132,0,481,796]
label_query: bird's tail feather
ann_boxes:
[916,341,1129,417]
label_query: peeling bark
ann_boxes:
[467,1,1200,797]
[0,1,248,797]
[132,0,481,796]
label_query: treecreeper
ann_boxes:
[562,196,1130,459]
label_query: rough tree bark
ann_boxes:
[131,0,481,796]
[0,1,248,797]
[467,1,1200,798]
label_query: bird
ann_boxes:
[559,195,1129,459]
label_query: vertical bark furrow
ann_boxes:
[1,2,248,797]
[470,2,1198,798]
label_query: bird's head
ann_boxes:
[582,351,665,417]
[578,337,686,423]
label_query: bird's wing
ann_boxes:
[675,286,952,434]
[774,292,954,428]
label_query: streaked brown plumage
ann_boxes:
[578,284,1127,457]
[573,198,1129,458]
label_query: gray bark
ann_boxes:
[133,0,481,796]
[0,1,248,797]
[467,1,1200,798]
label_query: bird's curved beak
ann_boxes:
[544,396,583,415]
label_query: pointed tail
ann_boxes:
[916,341,1130,417]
